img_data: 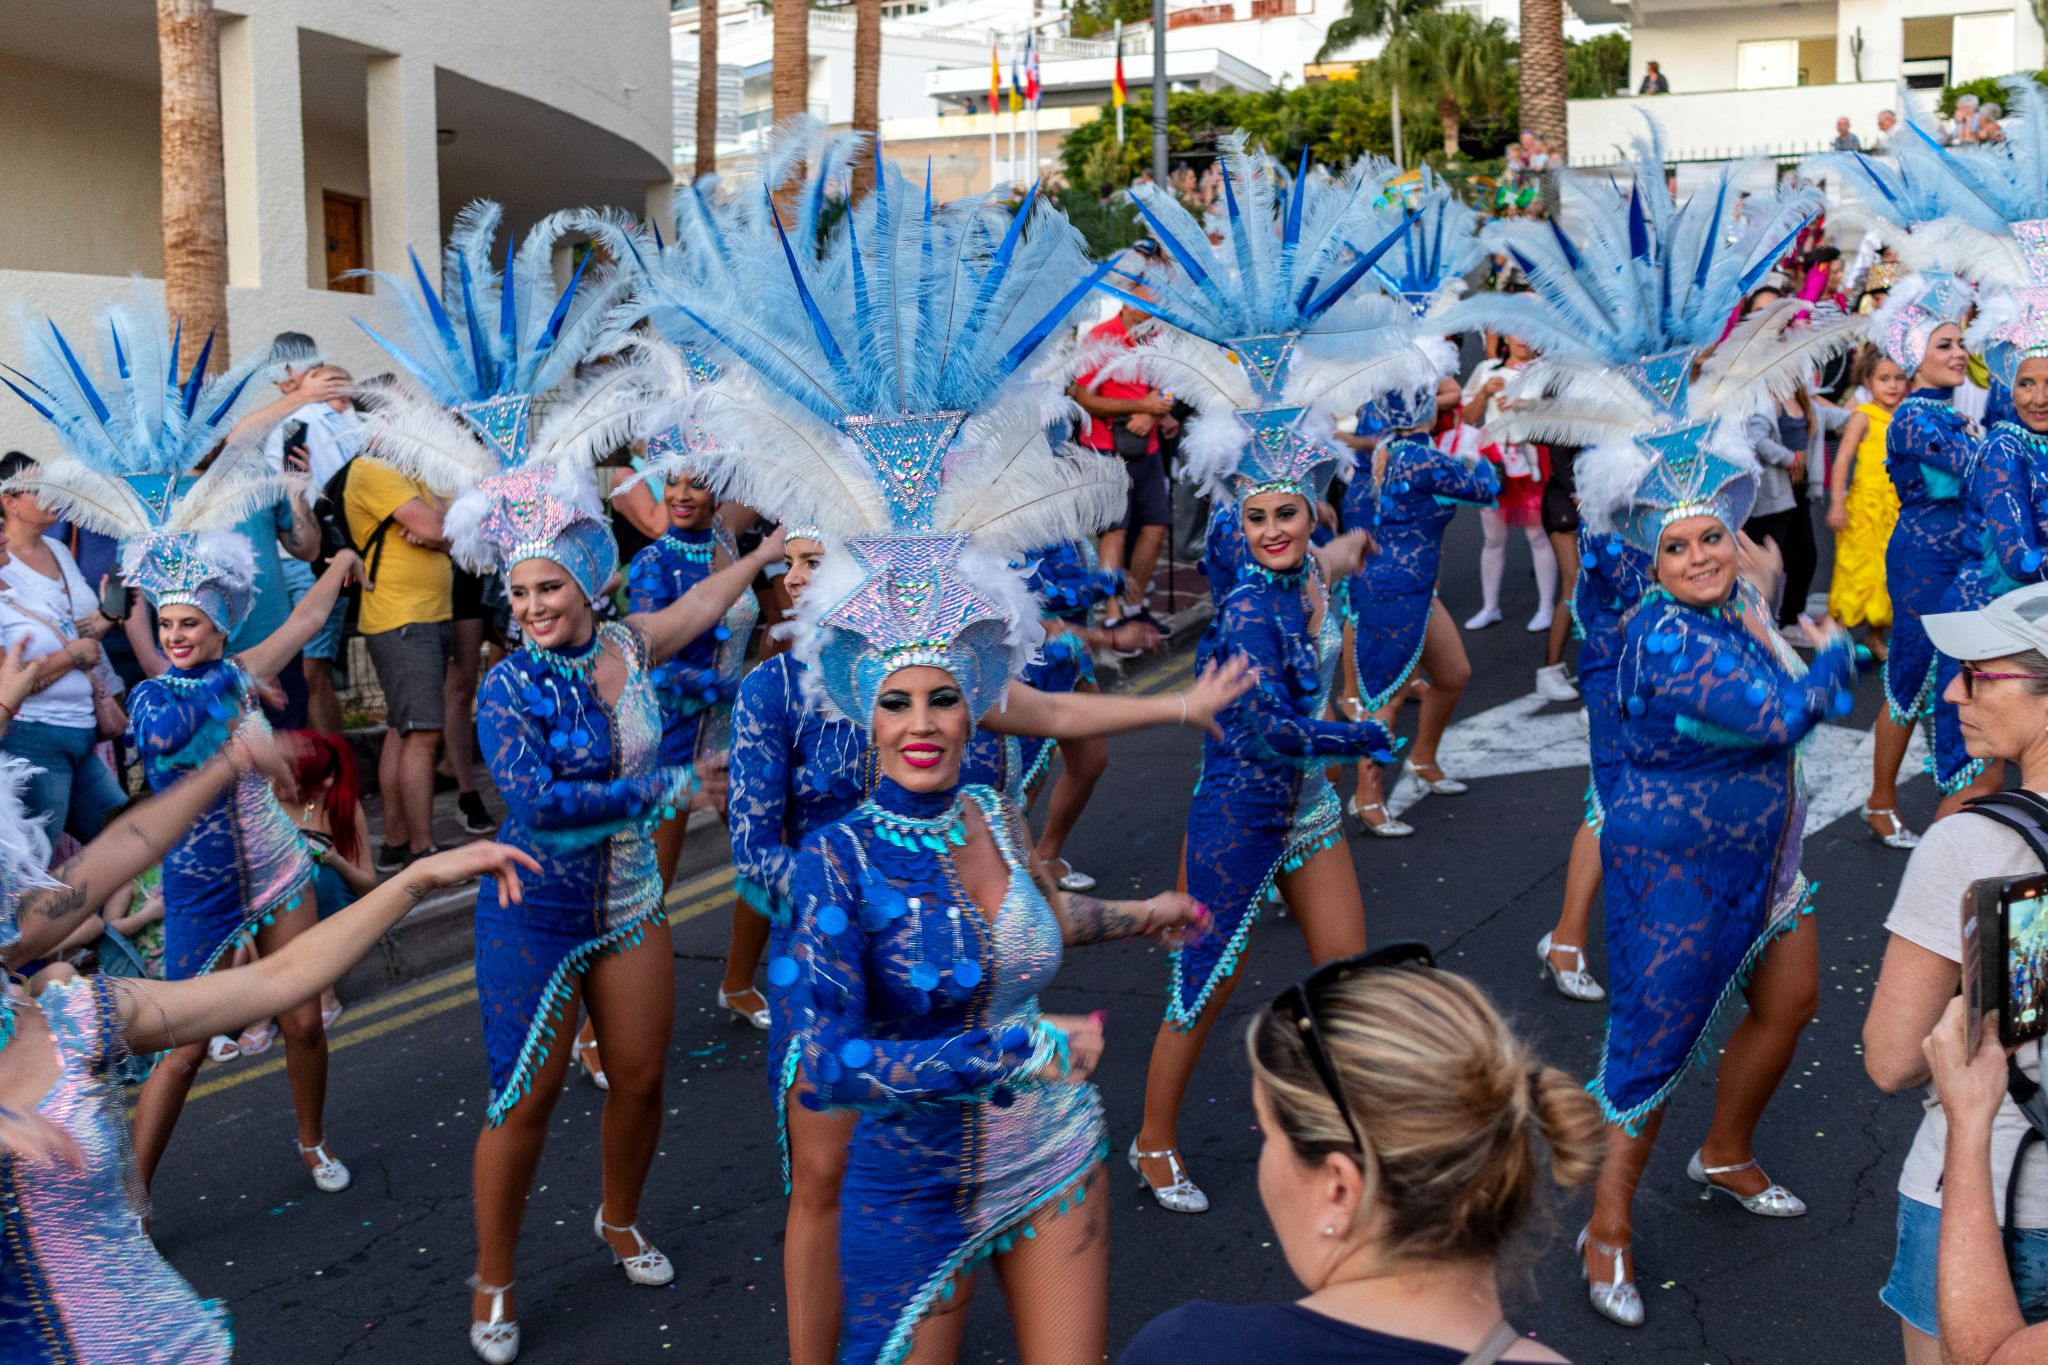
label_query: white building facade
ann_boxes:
[0,0,675,454]
[1568,0,2048,166]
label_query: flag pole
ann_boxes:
[1114,20,1125,145]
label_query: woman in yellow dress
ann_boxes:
[1828,347,1911,655]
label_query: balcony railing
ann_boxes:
[1250,0,1309,18]
[1167,5,1233,28]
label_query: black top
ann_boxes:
[1118,1301,1554,1365]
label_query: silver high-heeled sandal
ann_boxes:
[717,987,772,1032]
[467,1275,520,1364]
[296,1138,351,1194]
[1687,1150,1807,1217]
[1403,758,1468,796]
[1537,932,1606,1002]
[594,1208,676,1285]
[1862,806,1921,851]
[1047,857,1097,893]
[1346,796,1414,838]
[574,1037,609,1091]
[1575,1227,1644,1328]
[1128,1138,1209,1214]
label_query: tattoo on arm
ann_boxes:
[25,883,88,924]
[402,881,430,904]
[1059,894,1145,945]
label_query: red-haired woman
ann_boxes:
[275,731,376,1028]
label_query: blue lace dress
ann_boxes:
[472,622,690,1123]
[127,659,310,980]
[1593,586,1855,1132]
[1194,502,1246,667]
[1344,436,1500,710]
[1574,530,1654,830]
[730,651,873,1174]
[788,779,1104,1365]
[1974,421,2048,599]
[626,523,758,776]
[1885,389,1978,790]
[1174,562,1395,1029]
[1016,542,1119,792]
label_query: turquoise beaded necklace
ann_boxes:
[863,797,969,851]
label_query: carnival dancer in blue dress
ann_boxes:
[1,291,371,1201]
[1078,138,1438,1214]
[1569,421,1856,1329]
[637,133,1235,1365]
[1969,288,2048,600]
[0,731,537,1363]
[1453,134,1848,1002]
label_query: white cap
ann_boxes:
[1924,582,2048,662]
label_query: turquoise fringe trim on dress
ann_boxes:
[1359,604,1432,712]
[484,903,667,1126]
[1164,798,1342,1032]
[1933,754,1989,796]
[872,1139,1109,1365]
[1882,654,1935,728]
[526,769,694,854]
[735,872,785,923]
[1021,735,1060,796]
[1588,874,1817,1136]
[775,1034,802,1193]
[1583,779,1605,834]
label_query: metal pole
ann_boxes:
[1150,0,1167,187]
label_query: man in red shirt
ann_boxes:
[1070,285,1178,639]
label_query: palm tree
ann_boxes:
[696,0,720,178]
[158,0,230,368]
[771,0,809,122]
[1519,0,1568,162]
[1365,9,1513,163]
[851,0,881,196]
[1316,0,1441,166]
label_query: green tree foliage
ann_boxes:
[1070,0,1150,40]
[1566,32,1630,99]
[1361,9,1516,162]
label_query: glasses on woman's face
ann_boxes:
[1267,941,1435,1156]
[1960,662,2048,698]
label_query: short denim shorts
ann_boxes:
[1882,1195,2048,1336]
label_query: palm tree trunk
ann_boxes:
[771,0,809,123]
[1389,83,1405,168]
[850,0,881,197]
[1518,0,1567,159]
[695,0,720,179]
[1440,95,1461,160]
[158,0,229,369]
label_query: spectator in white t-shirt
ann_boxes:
[0,451,128,844]
[1865,582,2048,1364]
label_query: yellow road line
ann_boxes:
[183,866,738,1105]
[1132,656,1196,696]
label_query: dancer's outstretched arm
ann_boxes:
[981,655,1252,742]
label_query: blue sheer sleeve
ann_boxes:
[729,661,798,919]
[127,663,248,770]
[1225,594,1396,762]
[1627,605,1856,748]
[1404,446,1501,504]
[1981,433,2048,582]
[794,832,1039,1109]
[478,663,689,846]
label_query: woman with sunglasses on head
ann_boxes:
[1864,279,1987,833]
[1572,428,1856,1328]
[1121,945,1602,1365]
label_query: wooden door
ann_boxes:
[323,192,366,292]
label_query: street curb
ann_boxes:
[335,591,1215,1005]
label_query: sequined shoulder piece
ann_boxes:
[38,974,125,1075]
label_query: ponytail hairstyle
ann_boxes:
[1247,966,1603,1267]
[288,731,364,865]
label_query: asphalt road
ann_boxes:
[149,512,1932,1364]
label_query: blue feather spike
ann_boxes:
[1852,152,1903,210]
[456,252,495,396]
[166,316,182,389]
[1546,219,1582,273]
[350,319,462,400]
[650,216,666,253]
[765,188,854,387]
[1305,214,1414,320]
[1428,200,1447,282]
[957,182,1039,339]
[536,251,592,354]
[1738,214,1814,294]
[1096,281,1211,340]
[47,322,111,425]
[1627,188,1650,260]
[0,371,57,422]
[1218,159,1263,326]
[181,330,215,417]
[1283,146,1308,253]
[201,370,256,428]
[498,227,519,363]
[109,321,130,381]
[408,248,463,360]
[1001,258,1118,376]
[846,206,872,340]
[1690,177,1727,295]
[1126,190,1216,292]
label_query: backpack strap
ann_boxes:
[1963,791,2048,868]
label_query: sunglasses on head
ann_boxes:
[1960,661,2048,698]
[1268,941,1435,1155]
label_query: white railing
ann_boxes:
[1567,80,1899,168]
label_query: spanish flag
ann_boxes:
[990,42,1001,117]
[1113,33,1128,108]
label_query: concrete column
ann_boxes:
[218,10,307,293]
[644,179,673,239]
[366,52,440,295]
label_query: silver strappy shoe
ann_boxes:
[296,1138,351,1194]
[1537,932,1606,1002]
[1403,758,1468,795]
[1128,1138,1210,1214]
[594,1209,676,1285]
[1862,806,1921,851]
[717,987,772,1032]
[1688,1150,1807,1217]
[1347,796,1414,838]
[467,1276,519,1364]
[1576,1227,1644,1328]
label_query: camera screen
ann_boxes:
[2009,887,2048,1040]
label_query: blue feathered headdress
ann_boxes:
[2,286,284,632]
[631,131,1126,725]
